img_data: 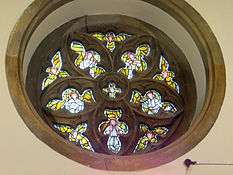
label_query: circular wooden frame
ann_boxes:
[5,0,226,171]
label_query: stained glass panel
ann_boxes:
[153,55,180,93]
[47,88,95,114]
[118,44,150,79]
[102,83,122,99]
[134,124,169,153]
[98,109,128,154]
[92,32,130,52]
[70,41,106,78]
[54,123,94,152]
[42,51,69,90]
[130,90,177,115]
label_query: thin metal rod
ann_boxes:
[195,163,233,166]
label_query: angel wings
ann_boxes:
[70,41,106,78]
[134,124,169,153]
[42,51,69,90]
[130,90,177,115]
[153,55,180,93]
[118,44,150,79]
[54,123,94,152]
[92,32,130,52]
[98,109,128,154]
[47,88,95,114]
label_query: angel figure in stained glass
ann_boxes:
[42,51,69,90]
[47,88,95,114]
[103,83,122,99]
[130,90,177,115]
[92,32,130,52]
[153,55,180,93]
[134,124,169,153]
[98,109,128,154]
[54,123,94,152]
[70,41,105,78]
[118,44,150,79]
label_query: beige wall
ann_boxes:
[0,0,232,174]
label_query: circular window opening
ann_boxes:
[27,14,196,155]
[6,0,225,171]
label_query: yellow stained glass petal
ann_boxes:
[58,71,69,78]
[47,99,65,110]
[136,44,150,58]
[161,102,177,113]
[130,90,142,104]
[104,109,122,120]
[42,75,57,90]
[153,74,164,81]
[54,124,73,134]
[118,122,129,134]
[71,41,86,66]
[153,127,169,135]
[114,33,129,42]
[76,123,87,133]
[76,123,87,134]
[52,51,62,70]
[71,41,85,53]
[135,136,149,152]
[92,33,106,41]
[106,41,115,52]
[166,80,180,93]
[137,60,147,72]
[139,124,149,133]
[81,89,96,103]
[89,66,105,78]
[150,137,158,143]
[118,67,129,77]
[160,55,169,72]
[80,137,94,152]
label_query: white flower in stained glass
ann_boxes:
[103,83,122,99]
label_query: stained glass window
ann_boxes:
[28,16,191,157]
[38,35,182,154]
[9,8,217,171]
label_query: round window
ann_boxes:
[6,0,225,171]
[27,14,196,155]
